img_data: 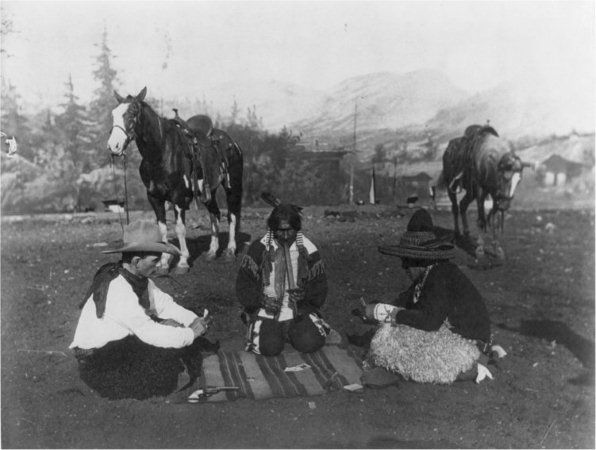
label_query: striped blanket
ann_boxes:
[195,344,363,402]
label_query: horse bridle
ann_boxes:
[110,101,141,153]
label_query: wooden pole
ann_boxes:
[349,101,357,204]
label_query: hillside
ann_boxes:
[516,133,595,165]
[160,69,593,159]
[426,80,595,140]
[292,70,468,135]
[167,78,326,132]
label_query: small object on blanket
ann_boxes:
[370,323,481,384]
[343,383,364,392]
[187,386,240,403]
[322,371,340,390]
[284,363,312,372]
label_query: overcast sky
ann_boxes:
[1,1,594,109]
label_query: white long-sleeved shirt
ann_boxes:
[70,275,198,350]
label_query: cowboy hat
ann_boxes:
[378,209,455,260]
[102,220,180,255]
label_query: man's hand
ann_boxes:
[288,288,305,312]
[189,316,210,339]
[262,296,280,315]
[288,288,305,305]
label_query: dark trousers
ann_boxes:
[74,336,208,400]
[248,313,327,357]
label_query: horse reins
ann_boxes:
[109,153,129,230]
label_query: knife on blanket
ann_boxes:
[187,386,240,403]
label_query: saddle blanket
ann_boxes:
[195,344,363,402]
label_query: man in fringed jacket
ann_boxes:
[236,203,329,356]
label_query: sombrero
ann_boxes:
[378,209,455,260]
[102,220,180,255]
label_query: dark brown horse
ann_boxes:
[107,87,243,272]
[437,125,531,258]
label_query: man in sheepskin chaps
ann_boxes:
[353,209,506,386]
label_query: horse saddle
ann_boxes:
[171,113,230,199]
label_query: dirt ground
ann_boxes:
[1,203,594,449]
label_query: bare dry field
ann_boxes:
[1,203,594,448]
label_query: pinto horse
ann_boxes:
[437,125,531,258]
[107,87,243,273]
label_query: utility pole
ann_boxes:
[349,100,357,205]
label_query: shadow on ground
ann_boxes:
[499,319,595,385]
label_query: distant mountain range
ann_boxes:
[292,70,468,135]
[198,69,593,145]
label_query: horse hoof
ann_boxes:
[495,247,506,260]
[204,252,217,261]
[475,246,485,259]
[173,265,190,275]
[223,249,236,262]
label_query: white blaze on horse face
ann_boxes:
[107,103,129,155]
[183,175,190,190]
[509,172,521,198]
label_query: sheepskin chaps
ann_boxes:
[369,323,481,384]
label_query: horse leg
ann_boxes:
[204,193,220,260]
[476,193,488,232]
[447,188,460,235]
[475,191,489,259]
[459,190,474,237]
[173,205,191,273]
[223,211,237,261]
[148,196,172,274]
[487,207,506,260]
[223,178,242,261]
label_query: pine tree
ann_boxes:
[88,27,119,165]
[1,5,14,56]
[56,74,92,172]
[1,79,33,160]
[229,99,239,125]
[246,105,262,130]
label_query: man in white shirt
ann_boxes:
[70,220,213,399]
